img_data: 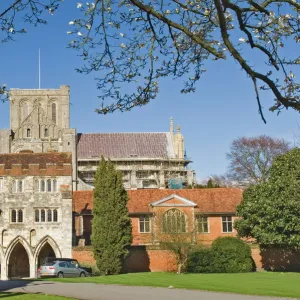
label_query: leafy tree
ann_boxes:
[227,135,290,186]
[235,148,300,247]
[91,157,132,275]
[1,1,300,119]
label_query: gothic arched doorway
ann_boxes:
[8,242,29,278]
[37,242,56,267]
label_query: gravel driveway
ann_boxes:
[0,280,297,300]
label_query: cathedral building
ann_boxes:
[0,86,195,190]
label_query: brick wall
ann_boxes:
[72,246,177,272]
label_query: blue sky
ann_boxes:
[0,2,299,181]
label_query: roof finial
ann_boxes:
[170,117,174,136]
[177,125,181,133]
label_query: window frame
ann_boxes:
[34,208,59,223]
[12,179,24,193]
[221,216,234,233]
[10,209,24,224]
[138,215,151,233]
[197,215,210,234]
[35,178,58,193]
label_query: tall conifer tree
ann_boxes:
[91,157,132,275]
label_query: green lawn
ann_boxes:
[0,293,75,300]
[46,272,300,298]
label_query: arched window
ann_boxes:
[162,209,186,233]
[47,209,52,222]
[44,128,48,137]
[12,180,16,193]
[35,179,39,191]
[53,179,57,192]
[30,229,36,246]
[18,209,23,223]
[52,103,56,123]
[18,180,23,193]
[26,128,31,138]
[41,209,45,222]
[41,179,45,192]
[47,179,51,192]
[23,103,28,121]
[11,210,16,223]
[35,209,40,222]
[2,230,7,246]
[53,209,58,222]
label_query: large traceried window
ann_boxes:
[162,209,186,233]
[52,103,56,123]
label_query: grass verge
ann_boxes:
[45,272,300,298]
[0,292,76,300]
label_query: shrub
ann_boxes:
[186,248,216,273]
[187,237,253,273]
[211,237,253,273]
[79,262,101,276]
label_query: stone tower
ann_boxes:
[0,85,77,189]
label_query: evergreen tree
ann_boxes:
[91,157,132,275]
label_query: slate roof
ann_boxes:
[73,188,243,214]
[76,133,176,160]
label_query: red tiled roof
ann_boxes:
[73,188,242,214]
[76,133,175,159]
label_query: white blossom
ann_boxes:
[77,31,83,36]
[289,71,295,79]
[67,31,73,34]
[239,37,246,43]
[8,27,14,33]
[77,3,82,8]
[69,21,75,25]
[120,33,125,37]
[120,43,126,48]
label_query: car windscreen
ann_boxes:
[43,262,55,266]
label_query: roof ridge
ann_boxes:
[78,132,170,135]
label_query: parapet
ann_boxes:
[0,152,72,176]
